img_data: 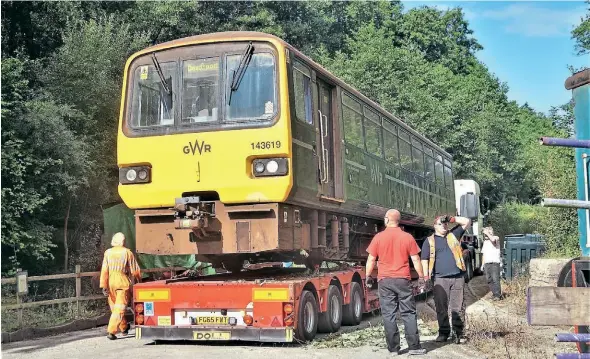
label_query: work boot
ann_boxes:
[452,333,465,344]
[408,348,427,355]
[107,333,117,340]
[122,323,131,336]
[435,334,448,342]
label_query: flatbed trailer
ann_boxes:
[132,265,422,343]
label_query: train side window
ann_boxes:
[293,60,313,125]
[383,120,399,164]
[342,93,364,148]
[435,155,444,185]
[364,106,382,157]
[424,154,435,181]
[444,164,453,189]
[411,137,424,176]
[399,129,412,171]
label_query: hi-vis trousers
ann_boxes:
[107,288,129,335]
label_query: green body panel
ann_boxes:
[286,53,455,227]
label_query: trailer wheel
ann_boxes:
[464,256,473,283]
[342,281,363,326]
[295,290,318,342]
[318,285,343,333]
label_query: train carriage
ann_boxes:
[117,31,456,269]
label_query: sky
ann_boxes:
[402,0,589,115]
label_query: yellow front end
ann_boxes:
[116,34,293,209]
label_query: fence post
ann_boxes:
[75,265,81,318]
[16,268,22,329]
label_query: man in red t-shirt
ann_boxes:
[366,209,427,356]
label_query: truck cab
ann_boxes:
[454,179,487,280]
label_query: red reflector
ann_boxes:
[270,316,280,327]
[136,314,144,325]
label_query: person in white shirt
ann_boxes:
[481,227,503,300]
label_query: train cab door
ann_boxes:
[315,77,341,202]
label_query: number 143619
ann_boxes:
[251,141,281,150]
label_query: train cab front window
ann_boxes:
[130,61,176,128]
[181,58,220,124]
[126,44,278,134]
[226,53,276,122]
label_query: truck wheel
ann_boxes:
[318,285,343,333]
[342,281,363,326]
[295,290,318,342]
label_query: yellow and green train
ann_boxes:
[117,31,456,269]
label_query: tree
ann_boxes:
[572,1,590,55]
[1,58,89,273]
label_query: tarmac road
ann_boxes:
[1,277,490,359]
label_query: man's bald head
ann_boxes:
[384,209,401,226]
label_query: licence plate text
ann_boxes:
[193,331,231,340]
[196,316,229,325]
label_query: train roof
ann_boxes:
[138,31,453,159]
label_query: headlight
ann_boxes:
[252,158,288,177]
[254,162,265,174]
[119,165,151,185]
[266,160,279,173]
[126,169,137,181]
[138,169,148,180]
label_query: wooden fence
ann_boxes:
[1,265,185,328]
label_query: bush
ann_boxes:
[487,201,579,257]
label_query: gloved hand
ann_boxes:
[366,276,375,289]
[440,215,455,224]
[417,278,426,292]
[102,288,109,297]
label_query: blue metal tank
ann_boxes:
[566,69,590,256]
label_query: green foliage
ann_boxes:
[572,1,590,56]
[487,203,543,241]
[0,0,583,273]
[1,58,89,273]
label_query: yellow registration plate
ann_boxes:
[196,316,229,325]
[193,331,231,340]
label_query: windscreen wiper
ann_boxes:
[151,52,171,95]
[228,42,254,105]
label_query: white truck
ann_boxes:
[454,179,489,282]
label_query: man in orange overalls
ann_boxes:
[100,232,141,340]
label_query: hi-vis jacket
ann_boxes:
[426,232,466,277]
[100,246,141,290]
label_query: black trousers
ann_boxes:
[378,278,421,352]
[433,276,465,336]
[484,262,502,298]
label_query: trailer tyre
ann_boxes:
[464,256,473,283]
[318,285,343,333]
[295,290,318,342]
[342,281,363,326]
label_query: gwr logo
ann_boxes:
[183,139,212,155]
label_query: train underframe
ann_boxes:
[133,197,434,273]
